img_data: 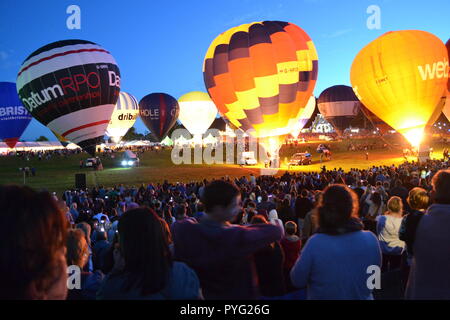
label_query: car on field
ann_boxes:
[121,150,140,167]
[288,152,312,168]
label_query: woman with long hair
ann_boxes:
[66,229,104,300]
[0,185,68,299]
[97,207,201,299]
[290,185,381,299]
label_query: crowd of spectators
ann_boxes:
[1,158,449,300]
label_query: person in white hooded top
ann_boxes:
[269,209,285,235]
[376,196,405,272]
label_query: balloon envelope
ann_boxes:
[106,92,139,142]
[51,130,70,147]
[0,82,32,148]
[318,85,360,136]
[16,39,121,156]
[359,104,393,134]
[139,93,179,141]
[290,95,316,138]
[178,91,217,136]
[351,30,448,147]
[444,39,450,121]
[203,21,318,139]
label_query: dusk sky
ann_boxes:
[1,0,449,140]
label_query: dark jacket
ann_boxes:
[399,209,424,257]
[295,197,313,220]
[172,218,282,300]
[253,241,286,297]
[67,271,103,300]
[406,204,450,299]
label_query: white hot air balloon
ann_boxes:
[105,92,139,143]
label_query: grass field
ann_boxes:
[0,134,447,195]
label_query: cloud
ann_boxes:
[322,28,353,38]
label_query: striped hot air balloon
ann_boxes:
[0,82,32,148]
[139,93,180,142]
[51,130,70,147]
[203,21,318,140]
[351,31,448,147]
[290,95,316,138]
[16,39,121,156]
[318,85,360,136]
[106,92,139,143]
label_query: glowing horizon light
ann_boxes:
[402,127,425,148]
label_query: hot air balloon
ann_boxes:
[351,30,448,147]
[139,93,179,142]
[203,21,318,160]
[51,129,70,147]
[0,82,32,148]
[290,95,316,138]
[178,91,217,142]
[443,39,450,121]
[106,92,139,143]
[318,85,360,136]
[16,39,121,156]
[359,105,393,134]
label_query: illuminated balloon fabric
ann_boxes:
[359,104,393,134]
[16,39,121,156]
[106,92,139,142]
[178,91,217,136]
[51,130,70,147]
[351,31,448,146]
[317,85,360,135]
[290,95,316,138]
[203,21,318,138]
[0,82,32,148]
[139,93,179,141]
[444,39,450,121]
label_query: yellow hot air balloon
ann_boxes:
[351,30,449,147]
[178,91,218,142]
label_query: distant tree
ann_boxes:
[122,127,144,141]
[35,136,49,141]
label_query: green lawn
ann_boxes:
[0,134,446,195]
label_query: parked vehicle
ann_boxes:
[288,152,312,168]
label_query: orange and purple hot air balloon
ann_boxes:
[203,21,318,141]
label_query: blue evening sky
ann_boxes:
[0,0,449,140]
